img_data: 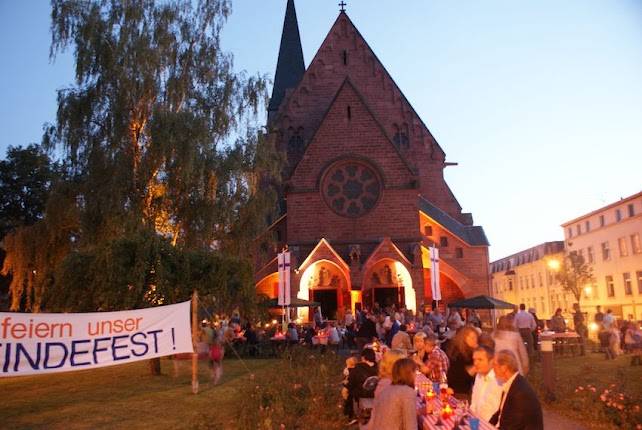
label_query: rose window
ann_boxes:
[322,161,381,217]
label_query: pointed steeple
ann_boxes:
[268,0,305,123]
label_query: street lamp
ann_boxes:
[547,259,561,272]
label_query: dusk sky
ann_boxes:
[1,0,641,261]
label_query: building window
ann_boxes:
[628,203,635,217]
[615,209,622,222]
[599,215,605,227]
[587,246,594,264]
[637,271,642,295]
[424,225,433,236]
[538,272,543,287]
[567,227,573,238]
[520,277,524,290]
[618,237,629,257]
[455,247,463,258]
[606,275,615,297]
[585,220,590,232]
[631,234,641,254]
[440,236,448,247]
[530,274,535,289]
[623,273,632,295]
[601,242,611,261]
[576,224,581,236]
[508,279,513,291]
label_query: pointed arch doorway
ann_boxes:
[362,259,416,312]
[298,259,349,321]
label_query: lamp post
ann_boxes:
[541,257,561,402]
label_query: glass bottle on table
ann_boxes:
[439,370,449,402]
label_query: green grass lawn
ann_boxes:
[528,349,642,430]
[0,357,277,430]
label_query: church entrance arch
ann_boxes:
[298,260,348,321]
[363,259,416,312]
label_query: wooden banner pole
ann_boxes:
[191,290,199,394]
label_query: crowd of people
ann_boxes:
[594,305,642,363]
[342,303,543,429]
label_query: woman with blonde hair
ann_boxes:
[492,315,529,375]
[413,331,427,353]
[374,349,407,397]
[371,358,418,430]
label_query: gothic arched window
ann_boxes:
[392,123,410,150]
[287,127,305,156]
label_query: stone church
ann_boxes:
[255,1,490,320]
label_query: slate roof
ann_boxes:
[267,0,305,121]
[418,197,490,246]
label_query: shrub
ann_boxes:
[235,348,345,430]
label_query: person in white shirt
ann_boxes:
[470,345,503,422]
[602,309,615,330]
[327,322,341,345]
[447,308,465,331]
[493,316,529,375]
[513,304,536,357]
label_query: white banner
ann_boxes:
[431,246,442,301]
[277,251,291,306]
[278,252,285,306]
[0,301,193,377]
[284,251,291,306]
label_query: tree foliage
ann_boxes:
[45,0,274,248]
[2,0,283,314]
[45,229,259,318]
[555,251,595,305]
[0,145,56,239]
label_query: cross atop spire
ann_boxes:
[268,0,306,123]
[339,1,347,12]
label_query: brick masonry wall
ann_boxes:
[257,12,490,307]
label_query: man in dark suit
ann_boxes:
[490,349,543,430]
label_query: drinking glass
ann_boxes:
[468,417,480,430]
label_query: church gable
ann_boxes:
[288,79,416,191]
[274,11,472,220]
[275,12,444,163]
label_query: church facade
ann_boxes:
[255,1,490,320]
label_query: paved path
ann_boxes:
[543,407,587,430]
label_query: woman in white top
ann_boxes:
[492,315,529,375]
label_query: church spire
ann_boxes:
[268,0,305,123]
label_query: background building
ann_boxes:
[562,191,642,322]
[254,2,490,320]
[490,241,573,320]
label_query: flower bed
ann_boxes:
[528,353,642,430]
[234,348,345,429]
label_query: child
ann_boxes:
[210,335,224,384]
[342,355,358,419]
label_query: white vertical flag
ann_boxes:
[283,251,291,306]
[431,245,441,301]
[277,252,285,306]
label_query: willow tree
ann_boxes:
[45,0,274,248]
[4,0,283,316]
